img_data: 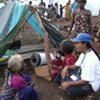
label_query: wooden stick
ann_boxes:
[35,11,52,71]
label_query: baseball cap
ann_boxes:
[71,33,91,43]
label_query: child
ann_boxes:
[1,54,38,100]
[51,40,77,80]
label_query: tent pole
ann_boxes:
[35,11,52,71]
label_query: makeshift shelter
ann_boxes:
[0,1,65,58]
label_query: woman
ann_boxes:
[68,0,93,38]
[60,33,100,96]
[1,54,38,100]
[65,0,71,21]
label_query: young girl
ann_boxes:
[51,40,77,80]
[1,54,38,100]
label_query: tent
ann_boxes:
[0,1,65,58]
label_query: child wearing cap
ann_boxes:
[60,33,100,96]
[50,40,77,81]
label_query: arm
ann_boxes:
[61,65,78,79]
[67,13,75,37]
[67,64,78,70]
[60,80,88,91]
[62,5,66,9]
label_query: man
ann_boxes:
[38,0,46,17]
[70,0,78,14]
[60,33,100,96]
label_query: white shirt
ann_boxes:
[75,50,100,91]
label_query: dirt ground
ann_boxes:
[0,16,100,100]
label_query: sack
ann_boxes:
[35,65,52,81]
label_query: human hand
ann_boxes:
[59,82,70,92]
[61,66,68,79]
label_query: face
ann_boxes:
[21,60,27,71]
[77,0,86,9]
[74,42,85,53]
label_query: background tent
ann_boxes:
[0,1,65,58]
[0,1,30,57]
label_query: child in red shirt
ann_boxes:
[51,40,77,80]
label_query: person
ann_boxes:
[29,1,34,11]
[68,0,93,39]
[50,4,57,20]
[99,9,100,16]
[46,4,51,19]
[50,40,77,81]
[38,0,46,17]
[1,54,38,100]
[60,4,63,18]
[70,0,78,15]
[65,0,71,21]
[54,3,59,18]
[60,33,100,96]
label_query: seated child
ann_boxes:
[1,54,38,100]
[51,40,77,80]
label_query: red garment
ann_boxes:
[51,54,77,79]
[51,59,63,66]
[63,54,77,67]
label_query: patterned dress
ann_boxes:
[73,9,91,34]
[1,70,18,100]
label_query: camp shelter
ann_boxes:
[0,1,65,59]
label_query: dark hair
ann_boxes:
[86,42,100,60]
[55,3,58,6]
[81,0,87,4]
[29,1,32,5]
[61,40,74,55]
[48,4,51,7]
